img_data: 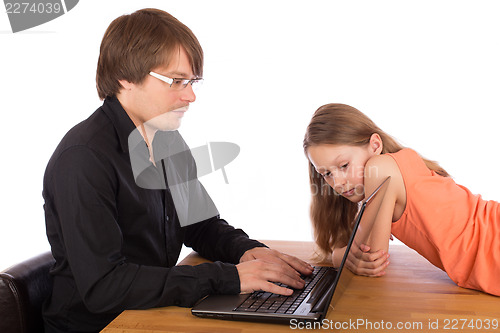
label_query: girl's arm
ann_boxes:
[343,154,405,276]
[332,246,347,267]
[362,154,405,253]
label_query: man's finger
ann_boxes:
[276,253,314,275]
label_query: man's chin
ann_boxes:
[159,124,181,131]
[146,119,182,132]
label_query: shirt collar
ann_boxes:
[101,96,137,153]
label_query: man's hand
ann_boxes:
[345,243,390,277]
[236,247,314,295]
[240,247,314,275]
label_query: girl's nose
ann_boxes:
[333,174,347,193]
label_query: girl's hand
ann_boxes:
[345,243,390,277]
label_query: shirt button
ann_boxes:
[166,216,170,222]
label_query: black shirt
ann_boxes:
[42,97,265,332]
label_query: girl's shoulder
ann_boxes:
[365,148,422,179]
[365,153,402,180]
[364,152,406,208]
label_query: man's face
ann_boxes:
[122,46,197,132]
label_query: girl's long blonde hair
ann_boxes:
[303,104,449,259]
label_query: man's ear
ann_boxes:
[118,79,134,91]
[370,133,383,155]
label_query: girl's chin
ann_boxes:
[342,193,364,203]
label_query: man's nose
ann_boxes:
[180,84,196,103]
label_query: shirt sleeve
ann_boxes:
[45,145,240,313]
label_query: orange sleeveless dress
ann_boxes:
[388,148,500,296]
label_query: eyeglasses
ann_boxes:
[149,71,204,90]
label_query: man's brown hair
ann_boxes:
[96,8,203,100]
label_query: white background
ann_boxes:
[1,0,499,270]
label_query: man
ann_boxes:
[42,8,312,332]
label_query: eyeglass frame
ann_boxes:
[149,71,203,89]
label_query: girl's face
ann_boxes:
[307,135,382,202]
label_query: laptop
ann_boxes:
[191,176,390,324]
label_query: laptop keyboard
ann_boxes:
[234,266,331,314]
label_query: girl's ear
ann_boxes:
[369,133,383,155]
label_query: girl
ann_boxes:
[303,103,499,296]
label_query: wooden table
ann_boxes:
[102,240,500,332]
